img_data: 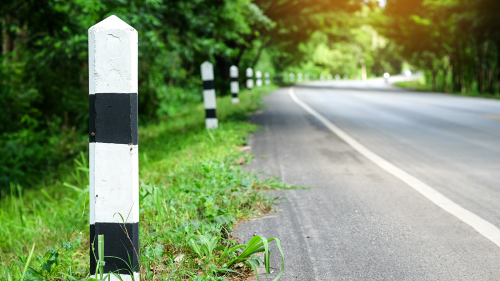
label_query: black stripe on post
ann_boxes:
[90,222,139,275]
[89,95,96,143]
[203,80,214,90]
[232,93,238,98]
[205,108,216,118]
[90,224,95,273]
[89,93,138,145]
[230,77,238,82]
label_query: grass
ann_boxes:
[393,77,430,92]
[394,77,500,99]
[0,85,292,280]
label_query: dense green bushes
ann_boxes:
[380,0,500,95]
[1,0,362,192]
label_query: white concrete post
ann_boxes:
[265,72,270,85]
[201,61,218,129]
[88,15,139,281]
[384,72,390,84]
[230,65,239,104]
[256,70,262,87]
[335,74,340,80]
[246,68,254,89]
[320,74,325,81]
[289,73,295,83]
[305,73,309,81]
[313,74,317,80]
[344,74,348,80]
[298,73,303,82]
[327,74,332,80]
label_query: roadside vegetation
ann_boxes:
[379,0,500,97]
[0,86,291,280]
[394,77,500,100]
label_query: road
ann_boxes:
[236,77,500,280]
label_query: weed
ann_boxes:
[0,86,289,280]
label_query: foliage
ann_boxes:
[0,86,291,280]
[277,4,403,81]
[0,0,365,191]
[379,0,500,94]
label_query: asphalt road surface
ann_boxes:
[236,77,500,280]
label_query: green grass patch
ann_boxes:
[393,77,430,92]
[394,77,500,100]
[0,86,292,280]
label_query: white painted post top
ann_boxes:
[89,15,138,95]
[289,73,294,77]
[246,68,253,77]
[256,71,262,78]
[201,61,214,81]
[265,72,270,78]
[230,65,238,78]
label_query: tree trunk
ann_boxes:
[2,15,14,62]
[251,39,269,69]
[432,69,437,92]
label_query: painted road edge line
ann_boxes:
[289,87,500,247]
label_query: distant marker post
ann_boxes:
[230,65,239,104]
[384,72,390,84]
[265,72,270,85]
[256,70,262,87]
[246,68,254,89]
[201,61,218,129]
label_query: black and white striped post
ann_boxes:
[201,61,218,129]
[320,74,325,81]
[289,73,295,83]
[265,72,270,85]
[305,73,309,81]
[246,68,254,89]
[336,74,340,80]
[298,73,303,82]
[89,15,139,281]
[256,71,262,87]
[230,65,239,104]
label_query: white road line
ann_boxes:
[289,87,500,247]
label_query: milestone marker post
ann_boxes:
[201,61,218,129]
[246,68,254,89]
[88,15,139,281]
[230,65,239,104]
[256,71,262,87]
[265,72,270,85]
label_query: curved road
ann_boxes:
[237,78,500,280]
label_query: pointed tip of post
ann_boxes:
[201,61,213,67]
[230,65,238,77]
[89,15,136,32]
[201,61,214,81]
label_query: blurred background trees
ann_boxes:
[380,0,500,94]
[1,0,499,192]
